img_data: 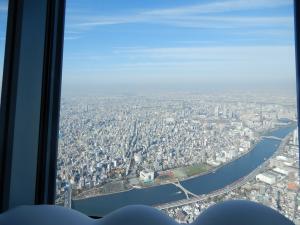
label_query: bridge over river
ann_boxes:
[171,182,198,199]
[72,125,296,216]
[157,132,291,210]
[261,136,282,141]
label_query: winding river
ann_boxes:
[72,125,296,216]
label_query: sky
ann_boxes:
[0,0,297,93]
[0,0,8,86]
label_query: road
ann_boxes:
[156,133,291,210]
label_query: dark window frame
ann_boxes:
[0,0,65,212]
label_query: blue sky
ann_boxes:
[0,0,297,92]
[0,0,8,84]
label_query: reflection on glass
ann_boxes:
[0,0,8,98]
[57,0,299,223]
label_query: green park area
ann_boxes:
[156,163,212,183]
[173,163,212,179]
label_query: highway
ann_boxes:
[172,181,198,199]
[156,133,291,210]
[125,121,138,176]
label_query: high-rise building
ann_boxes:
[293,128,298,145]
[64,183,72,208]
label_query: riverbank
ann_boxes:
[157,130,294,210]
[73,124,294,201]
[72,125,295,216]
[74,163,212,200]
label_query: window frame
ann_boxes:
[0,0,65,212]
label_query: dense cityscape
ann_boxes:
[162,127,299,224]
[56,91,299,223]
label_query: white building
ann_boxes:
[134,152,142,163]
[293,128,298,145]
[272,167,289,176]
[256,173,276,185]
[140,170,154,183]
[276,155,287,161]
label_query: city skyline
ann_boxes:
[56,91,299,223]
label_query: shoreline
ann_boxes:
[156,130,293,210]
[72,124,294,202]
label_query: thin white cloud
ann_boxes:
[74,15,292,30]
[68,0,293,30]
[61,1,296,87]
[64,45,295,78]
[151,15,293,29]
[113,45,294,59]
[65,31,82,35]
[233,28,294,38]
[108,47,292,86]
[144,0,292,16]
[75,17,133,27]
[64,36,82,41]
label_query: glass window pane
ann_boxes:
[0,0,8,98]
[57,1,299,223]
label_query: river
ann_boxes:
[72,125,296,216]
